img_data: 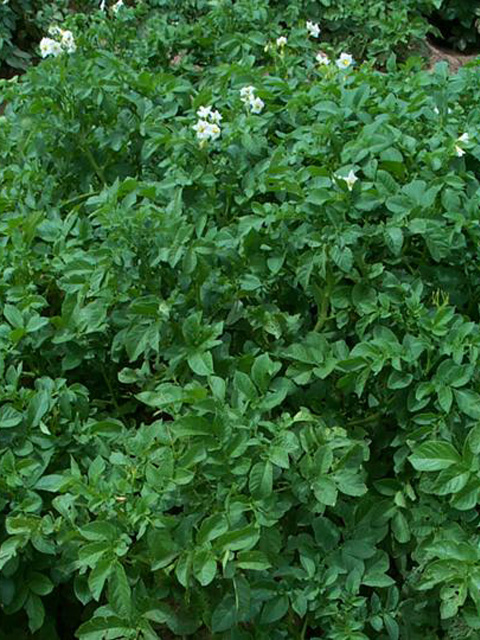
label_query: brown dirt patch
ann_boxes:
[426,39,478,72]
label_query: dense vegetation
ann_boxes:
[2,1,480,638]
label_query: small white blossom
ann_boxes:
[193,120,211,141]
[197,105,212,119]
[458,133,470,143]
[336,52,354,69]
[112,0,124,13]
[337,169,358,191]
[100,0,106,9]
[455,145,466,157]
[240,86,256,103]
[306,21,320,38]
[316,51,330,66]
[276,36,287,48]
[210,110,222,124]
[39,37,62,58]
[208,123,221,140]
[250,96,265,114]
[193,110,222,143]
[60,29,76,53]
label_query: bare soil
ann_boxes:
[425,38,479,72]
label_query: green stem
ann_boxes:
[300,616,308,640]
[314,272,333,331]
[82,143,106,185]
[60,191,99,209]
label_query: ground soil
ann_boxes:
[425,37,479,72]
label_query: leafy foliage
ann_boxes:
[2,2,480,640]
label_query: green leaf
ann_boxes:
[363,572,395,587]
[251,354,279,392]
[260,594,289,624]
[76,616,131,639]
[25,593,45,633]
[249,461,273,499]
[197,514,228,544]
[391,511,410,543]
[34,474,69,492]
[109,563,131,618]
[4,304,24,329]
[409,442,461,471]
[188,351,214,376]
[234,371,258,401]
[312,476,338,506]
[216,525,260,552]
[89,558,113,601]
[0,404,22,429]
[193,549,217,586]
[236,550,272,571]
[455,389,480,419]
[465,425,480,455]
[211,595,236,633]
[28,572,54,596]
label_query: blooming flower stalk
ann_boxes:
[306,21,320,38]
[193,106,222,145]
[240,86,265,114]
[240,86,255,104]
[40,27,76,57]
[336,52,354,69]
[39,37,63,58]
[276,36,287,48]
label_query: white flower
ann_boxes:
[100,0,106,9]
[193,118,221,143]
[337,169,358,191]
[197,105,212,119]
[60,29,76,53]
[240,86,255,103]
[336,52,354,69]
[458,133,470,143]
[276,36,287,48]
[316,51,330,66]
[455,145,466,157]
[210,110,222,124]
[193,120,211,141]
[208,123,221,140]
[112,0,124,13]
[306,21,320,38]
[39,37,62,58]
[250,96,264,114]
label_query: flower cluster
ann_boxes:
[40,27,76,58]
[276,36,287,48]
[306,21,320,38]
[192,106,222,144]
[240,86,264,114]
[316,51,354,69]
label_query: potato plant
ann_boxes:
[1,2,480,639]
